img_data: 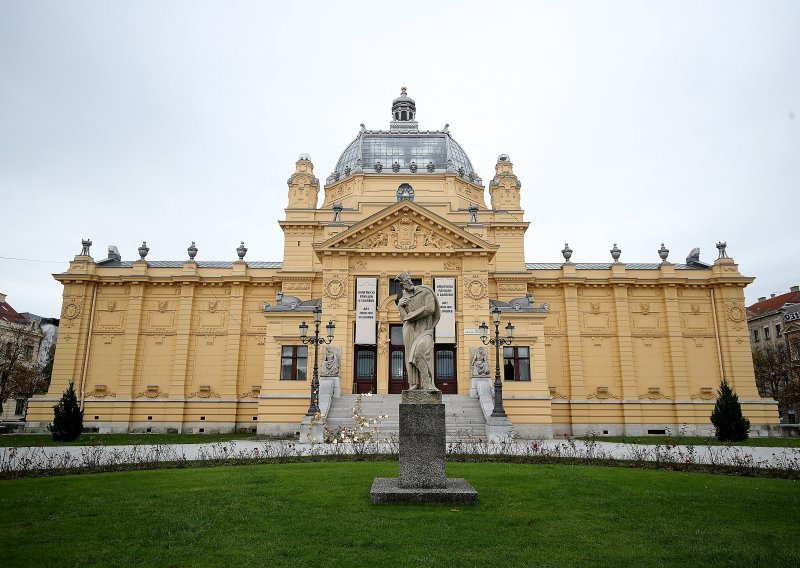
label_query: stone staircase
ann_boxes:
[325,394,487,442]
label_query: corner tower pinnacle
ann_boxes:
[390,86,419,132]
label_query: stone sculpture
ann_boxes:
[320,346,340,377]
[470,347,491,377]
[395,272,441,391]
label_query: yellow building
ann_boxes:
[26,89,779,438]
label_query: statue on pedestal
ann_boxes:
[395,272,441,391]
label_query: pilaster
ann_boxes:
[224,283,245,398]
[171,282,195,428]
[118,282,145,429]
[662,284,693,425]
[612,283,642,434]
[563,283,587,425]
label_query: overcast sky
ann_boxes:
[1,1,798,318]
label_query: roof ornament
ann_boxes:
[187,241,198,261]
[443,123,449,133]
[138,241,149,260]
[562,243,573,263]
[236,241,248,260]
[468,204,479,224]
[686,247,701,264]
[80,238,92,256]
[298,153,310,161]
[658,243,669,263]
[332,203,343,223]
[107,245,121,261]
[360,123,366,133]
[716,241,729,259]
[427,161,435,173]
[410,161,418,173]
[610,243,622,263]
[392,161,400,173]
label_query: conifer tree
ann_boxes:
[48,381,83,441]
[710,378,750,442]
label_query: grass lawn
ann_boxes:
[0,432,254,447]
[0,462,798,567]
[576,435,800,448]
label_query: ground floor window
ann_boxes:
[14,398,25,415]
[503,346,531,381]
[280,345,308,380]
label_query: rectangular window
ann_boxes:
[14,399,25,415]
[753,329,760,342]
[503,346,531,381]
[23,344,34,360]
[776,324,782,337]
[764,326,771,340]
[280,345,308,380]
[390,277,422,299]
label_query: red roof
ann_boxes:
[0,298,24,323]
[747,290,800,317]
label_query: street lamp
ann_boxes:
[480,307,514,417]
[299,305,335,416]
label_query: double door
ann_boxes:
[388,324,457,394]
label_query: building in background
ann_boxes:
[748,286,800,423]
[0,293,58,421]
[747,287,800,348]
[25,89,779,437]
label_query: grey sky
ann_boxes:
[1,1,798,318]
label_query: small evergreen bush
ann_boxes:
[710,378,750,442]
[48,381,83,441]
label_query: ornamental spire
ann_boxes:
[390,86,418,132]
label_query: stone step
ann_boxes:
[325,394,487,441]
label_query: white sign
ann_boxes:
[464,328,483,335]
[355,277,377,345]
[435,277,456,343]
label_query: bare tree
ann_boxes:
[752,342,792,399]
[9,342,55,416]
[0,319,41,414]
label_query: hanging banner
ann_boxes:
[435,277,456,343]
[355,277,377,345]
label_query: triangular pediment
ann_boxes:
[314,201,497,256]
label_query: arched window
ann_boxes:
[396,183,414,202]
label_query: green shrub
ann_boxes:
[711,378,750,442]
[48,381,83,442]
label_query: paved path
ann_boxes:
[1,439,799,472]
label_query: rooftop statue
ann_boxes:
[395,272,441,391]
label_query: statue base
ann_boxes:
[370,392,478,505]
[400,388,442,404]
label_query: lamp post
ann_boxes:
[480,307,514,418]
[299,305,335,417]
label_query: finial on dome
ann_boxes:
[401,84,407,95]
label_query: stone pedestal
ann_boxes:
[370,390,478,505]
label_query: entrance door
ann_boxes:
[388,325,408,394]
[434,345,458,394]
[353,345,377,394]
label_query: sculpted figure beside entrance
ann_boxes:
[395,272,441,392]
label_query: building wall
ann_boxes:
[26,158,779,436]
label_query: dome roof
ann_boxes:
[326,88,481,185]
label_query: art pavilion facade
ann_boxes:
[26,89,779,438]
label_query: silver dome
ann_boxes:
[328,130,479,184]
